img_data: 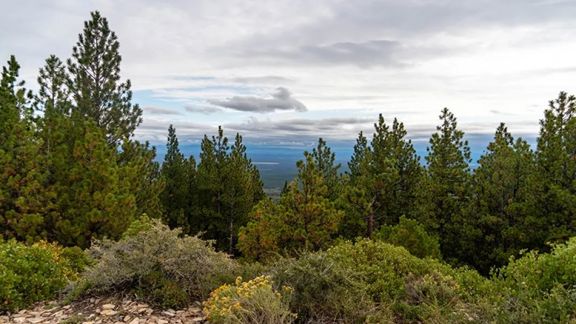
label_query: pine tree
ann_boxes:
[310,138,341,199]
[416,108,471,263]
[196,127,263,252]
[535,92,576,242]
[465,123,539,273]
[160,125,190,229]
[47,115,137,247]
[238,153,343,260]
[0,56,47,242]
[67,11,142,145]
[340,115,422,238]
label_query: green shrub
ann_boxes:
[69,219,239,308]
[204,275,296,324]
[269,252,384,323]
[270,239,493,323]
[374,216,442,259]
[493,237,576,322]
[0,240,83,313]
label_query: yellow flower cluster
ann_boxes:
[203,275,293,323]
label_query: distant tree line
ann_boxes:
[1,11,576,274]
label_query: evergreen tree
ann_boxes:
[196,127,263,252]
[47,115,136,247]
[67,11,142,145]
[120,140,164,219]
[536,92,576,242]
[238,153,343,260]
[160,125,190,229]
[0,56,47,242]
[340,115,422,238]
[416,108,471,263]
[310,138,341,199]
[466,123,539,273]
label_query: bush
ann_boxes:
[493,237,576,322]
[270,239,493,323]
[0,240,84,313]
[374,216,442,259]
[203,275,296,324]
[270,251,385,323]
[68,218,239,309]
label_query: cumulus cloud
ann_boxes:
[208,87,307,113]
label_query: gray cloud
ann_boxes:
[208,87,307,113]
[229,76,294,84]
[243,40,403,67]
[143,106,183,115]
[185,105,223,114]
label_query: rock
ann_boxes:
[101,309,118,316]
[128,318,140,324]
[27,317,45,323]
[161,310,175,317]
[102,303,116,310]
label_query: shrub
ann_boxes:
[493,237,576,322]
[203,275,296,324]
[270,251,386,323]
[0,240,84,313]
[374,216,441,259]
[68,219,238,308]
[270,239,493,323]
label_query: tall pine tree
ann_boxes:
[67,11,142,145]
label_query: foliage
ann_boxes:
[415,108,472,264]
[374,216,441,259]
[341,116,422,238]
[196,127,264,253]
[492,237,576,322]
[270,239,493,323]
[0,240,86,313]
[0,56,49,243]
[160,125,195,230]
[67,11,142,145]
[238,153,343,260]
[464,123,540,274]
[203,275,296,324]
[69,219,239,308]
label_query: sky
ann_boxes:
[2,0,576,146]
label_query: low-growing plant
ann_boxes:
[0,240,84,313]
[203,275,296,324]
[270,239,494,323]
[492,237,576,322]
[68,218,239,308]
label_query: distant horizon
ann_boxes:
[150,132,539,190]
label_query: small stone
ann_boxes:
[157,320,168,324]
[101,309,118,316]
[82,322,95,324]
[27,317,45,324]
[102,304,116,310]
[190,317,205,323]
[128,318,140,324]
[161,310,175,317]
[123,315,131,321]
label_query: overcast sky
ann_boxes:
[2,0,575,145]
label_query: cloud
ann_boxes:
[208,87,307,113]
[185,105,223,114]
[143,106,183,115]
[229,76,294,84]
[242,40,404,68]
